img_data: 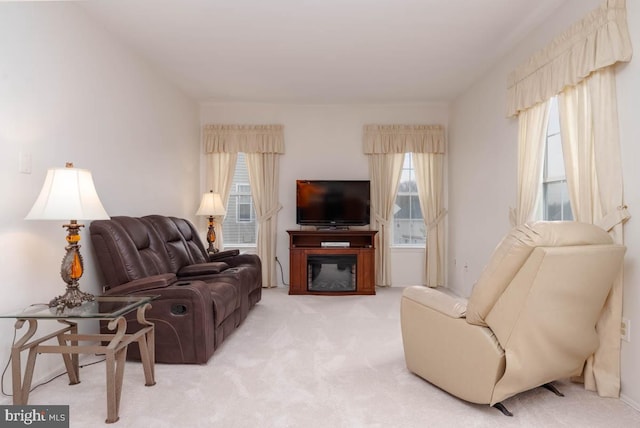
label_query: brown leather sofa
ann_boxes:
[89,215,262,364]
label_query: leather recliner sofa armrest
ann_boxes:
[178,262,230,277]
[222,253,262,269]
[103,273,178,295]
[208,249,240,262]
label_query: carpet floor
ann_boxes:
[5,286,640,427]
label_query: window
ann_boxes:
[222,153,257,245]
[235,184,253,222]
[393,153,426,246]
[541,97,573,221]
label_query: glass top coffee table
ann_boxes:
[0,295,158,424]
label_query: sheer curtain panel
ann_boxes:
[367,153,404,286]
[246,153,282,288]
[509,99,550,227]
[204,152,237,250]
[558,67,630,397]
[413,152,446,287]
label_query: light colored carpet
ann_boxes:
[5,286,640,427]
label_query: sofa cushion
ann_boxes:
[466,221,613,327]
[178,262,230,277]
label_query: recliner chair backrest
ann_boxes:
[466,222,614,327]
[486,242,625,403]
[143,215,207,272]
[90,216,173,288]
[169,216,209,264]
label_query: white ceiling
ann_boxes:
[79,0,568,104]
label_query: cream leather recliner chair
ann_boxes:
[400,222,625,415]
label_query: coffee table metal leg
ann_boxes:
[136,303,156,386]
[57,321,80,385]
[11,319,38,405]
[104,316,128,423]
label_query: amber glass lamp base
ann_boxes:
[49,220,95,312]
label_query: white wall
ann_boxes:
[0,2,200,396]
[616,0,640,410]
[448,0,640,408]
[200,103,449,287]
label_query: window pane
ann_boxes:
[237,195,252,222]
[540,96,573,222]
[222,153,257,245]
[545,134,565,179]
[393,153,425,246]
[544,182,563,221]
[543,180,573,221]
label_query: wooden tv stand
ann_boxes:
[287,230,377,295]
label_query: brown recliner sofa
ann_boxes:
[90,215,262,364]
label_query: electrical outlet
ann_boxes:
[621,319,631,342]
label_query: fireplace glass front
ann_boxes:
[307,254,357,292]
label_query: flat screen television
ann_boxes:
[296,180,370,227]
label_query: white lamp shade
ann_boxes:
[25,166,110,221]
[196,192,226,216]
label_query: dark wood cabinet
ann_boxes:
[287,230,377,295]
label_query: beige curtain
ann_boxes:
[246,153,282,288]
[368,153,404,286]
[363,124,446,287]
[509,100,550,226]
[203,124,284,288]
[558,67,630,397]
[506,0,632,397]
[413,152,446,287]
[204,152,237,250]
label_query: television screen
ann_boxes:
[296,180,370,227]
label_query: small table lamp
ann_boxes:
[25,163,110,311]
[196,190,226,254]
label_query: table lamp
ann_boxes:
[196,190,226,254]
[25,162,110,310]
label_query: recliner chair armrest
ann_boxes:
[103,273,178,295]
[402,286,467,318]
[401,291,505,404]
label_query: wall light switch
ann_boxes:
[19,152,32,174]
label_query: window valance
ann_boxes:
[363,124,446,154]
[506,0,632,117]
[203,124,285,153]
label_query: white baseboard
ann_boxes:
[621,393,640,411]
